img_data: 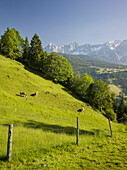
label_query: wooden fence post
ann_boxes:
[7,124,13,161]
[108,118,113,137]
[76,117,79,145]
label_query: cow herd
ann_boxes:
[19,91,85,112]
[20,91,38,97]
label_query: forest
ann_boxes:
[61,53,127,96]
[0,27,127,124]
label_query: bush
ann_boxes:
[105,109,117,121]
[119,113,127,124]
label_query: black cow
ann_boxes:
[20,92,27,97]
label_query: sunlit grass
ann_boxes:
[109,84,122,95]
[0,55,126,169]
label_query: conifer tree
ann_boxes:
[117,94,125,122]
[40,51,48,71]
[29,33,44,69]
[22,36,29,64]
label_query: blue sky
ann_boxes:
[0,0,127,47]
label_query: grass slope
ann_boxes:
[0,55,126,169]
[109,84,122,95]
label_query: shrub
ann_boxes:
[105,109,117,121]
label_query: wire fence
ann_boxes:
[0,117,112,161]
[0,117,78,161]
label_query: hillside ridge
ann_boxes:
[0,54,126,169]
[0,54,121,129]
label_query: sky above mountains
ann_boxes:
[0,0,127,47]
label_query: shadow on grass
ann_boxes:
[0,155,7,161]
[16,94,26,98]
[2,124,9,126]
[14,120,95,136]
[92,129,105,136]
[24,65,45,79]
[62,87,83,101]
[16,94,21,97]
[24,65,84,102]
[30,93,36,96]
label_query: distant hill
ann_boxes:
[59,53,127,74]
[44,40,127,64]
[59,53,127,96]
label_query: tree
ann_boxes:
[71,71,81,93]
[71,72,93,98]
[0,39,2,53]
[119,113,127,123]
[22,36,29,64]
[43,52,73,83]
[0,27,24,60]
[117,94,125,122]
[29,33,44,69]
[40,50,48,72]
[105,109,116,121]
[111,92,117,113]
[86,79,114,112]
[79,73,94,97]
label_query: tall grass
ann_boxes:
[0,55,126,169]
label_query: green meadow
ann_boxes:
[0,55,127,169]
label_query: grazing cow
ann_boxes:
[20,92,27,97]
[81,107,84,112]
[77,107,84,113]
[35,91,38,95]
[30,91,38,96]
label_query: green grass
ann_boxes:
[0,55,127,169]
[109,84,122,95]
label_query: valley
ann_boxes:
[1,0,127,169]
[60,53,127,97]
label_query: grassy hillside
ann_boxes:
[109,84,122,95]
[0,55,126,169]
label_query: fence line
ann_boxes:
[0,117,114,161]
[0,118,112,138]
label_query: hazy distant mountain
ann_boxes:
[44,42,79,54]
[44,40,127,64]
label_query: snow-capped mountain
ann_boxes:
[44,40,127,64]
[44,42,79,54]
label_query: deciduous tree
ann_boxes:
[86,79,115,118]
[43,52,73,83]
[71,72,93,98]
[0,27,24,60]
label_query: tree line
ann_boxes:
[0,27,126,123]
[93,71,127,96]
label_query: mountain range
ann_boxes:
[44,40,127,64]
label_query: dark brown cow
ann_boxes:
[77,107,84,112]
